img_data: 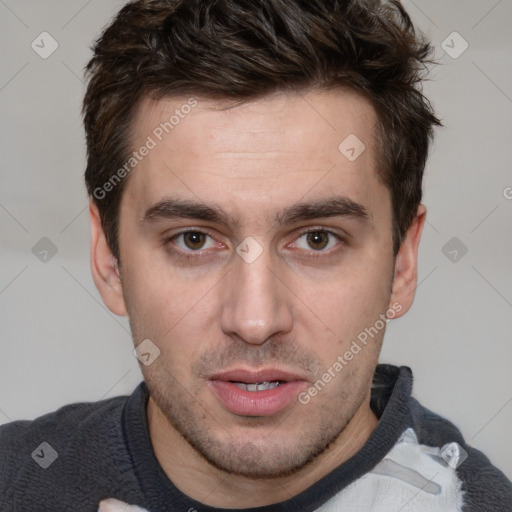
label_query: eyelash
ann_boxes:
[164,228,346,262]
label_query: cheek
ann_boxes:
[122,243,196,318]
[297,256,392,328]
[122,259,217,371]
[293,260,392,370]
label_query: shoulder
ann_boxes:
[408,396,512,511]
[0,393,130,503]
[0,393,128,449]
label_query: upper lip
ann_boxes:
[209,367,307,384]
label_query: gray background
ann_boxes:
[1,0,511,479]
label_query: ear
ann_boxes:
[89,201,127,316]
[389,204,426,318]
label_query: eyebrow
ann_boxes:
[142,195,370,229]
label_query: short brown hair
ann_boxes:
[83,0,441,262]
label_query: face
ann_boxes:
[99,89,411,478]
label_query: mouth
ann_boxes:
[208,368,308,417]
[231,381,283,392]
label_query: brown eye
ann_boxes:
[306,231,329,250]
[182,231,207,250]
[292,229,342,254]
[165,230,224,262]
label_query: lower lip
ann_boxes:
[209,380,307,416]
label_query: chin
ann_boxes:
[182,418,346,479]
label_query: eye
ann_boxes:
[173,231,218,251]
[293,230,342,252]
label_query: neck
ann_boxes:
[147,389,378,508]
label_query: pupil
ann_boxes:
[185,232,205,250]
[307,231,328,250]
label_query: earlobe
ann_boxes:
[89,201,128,317]
[389,204,427,319]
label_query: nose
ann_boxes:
[220,248,293,345]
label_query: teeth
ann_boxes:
[232,381,281,391]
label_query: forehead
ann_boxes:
[122,89,386,227]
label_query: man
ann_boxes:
[1,0,510,510]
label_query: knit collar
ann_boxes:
[122,364,413,512]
